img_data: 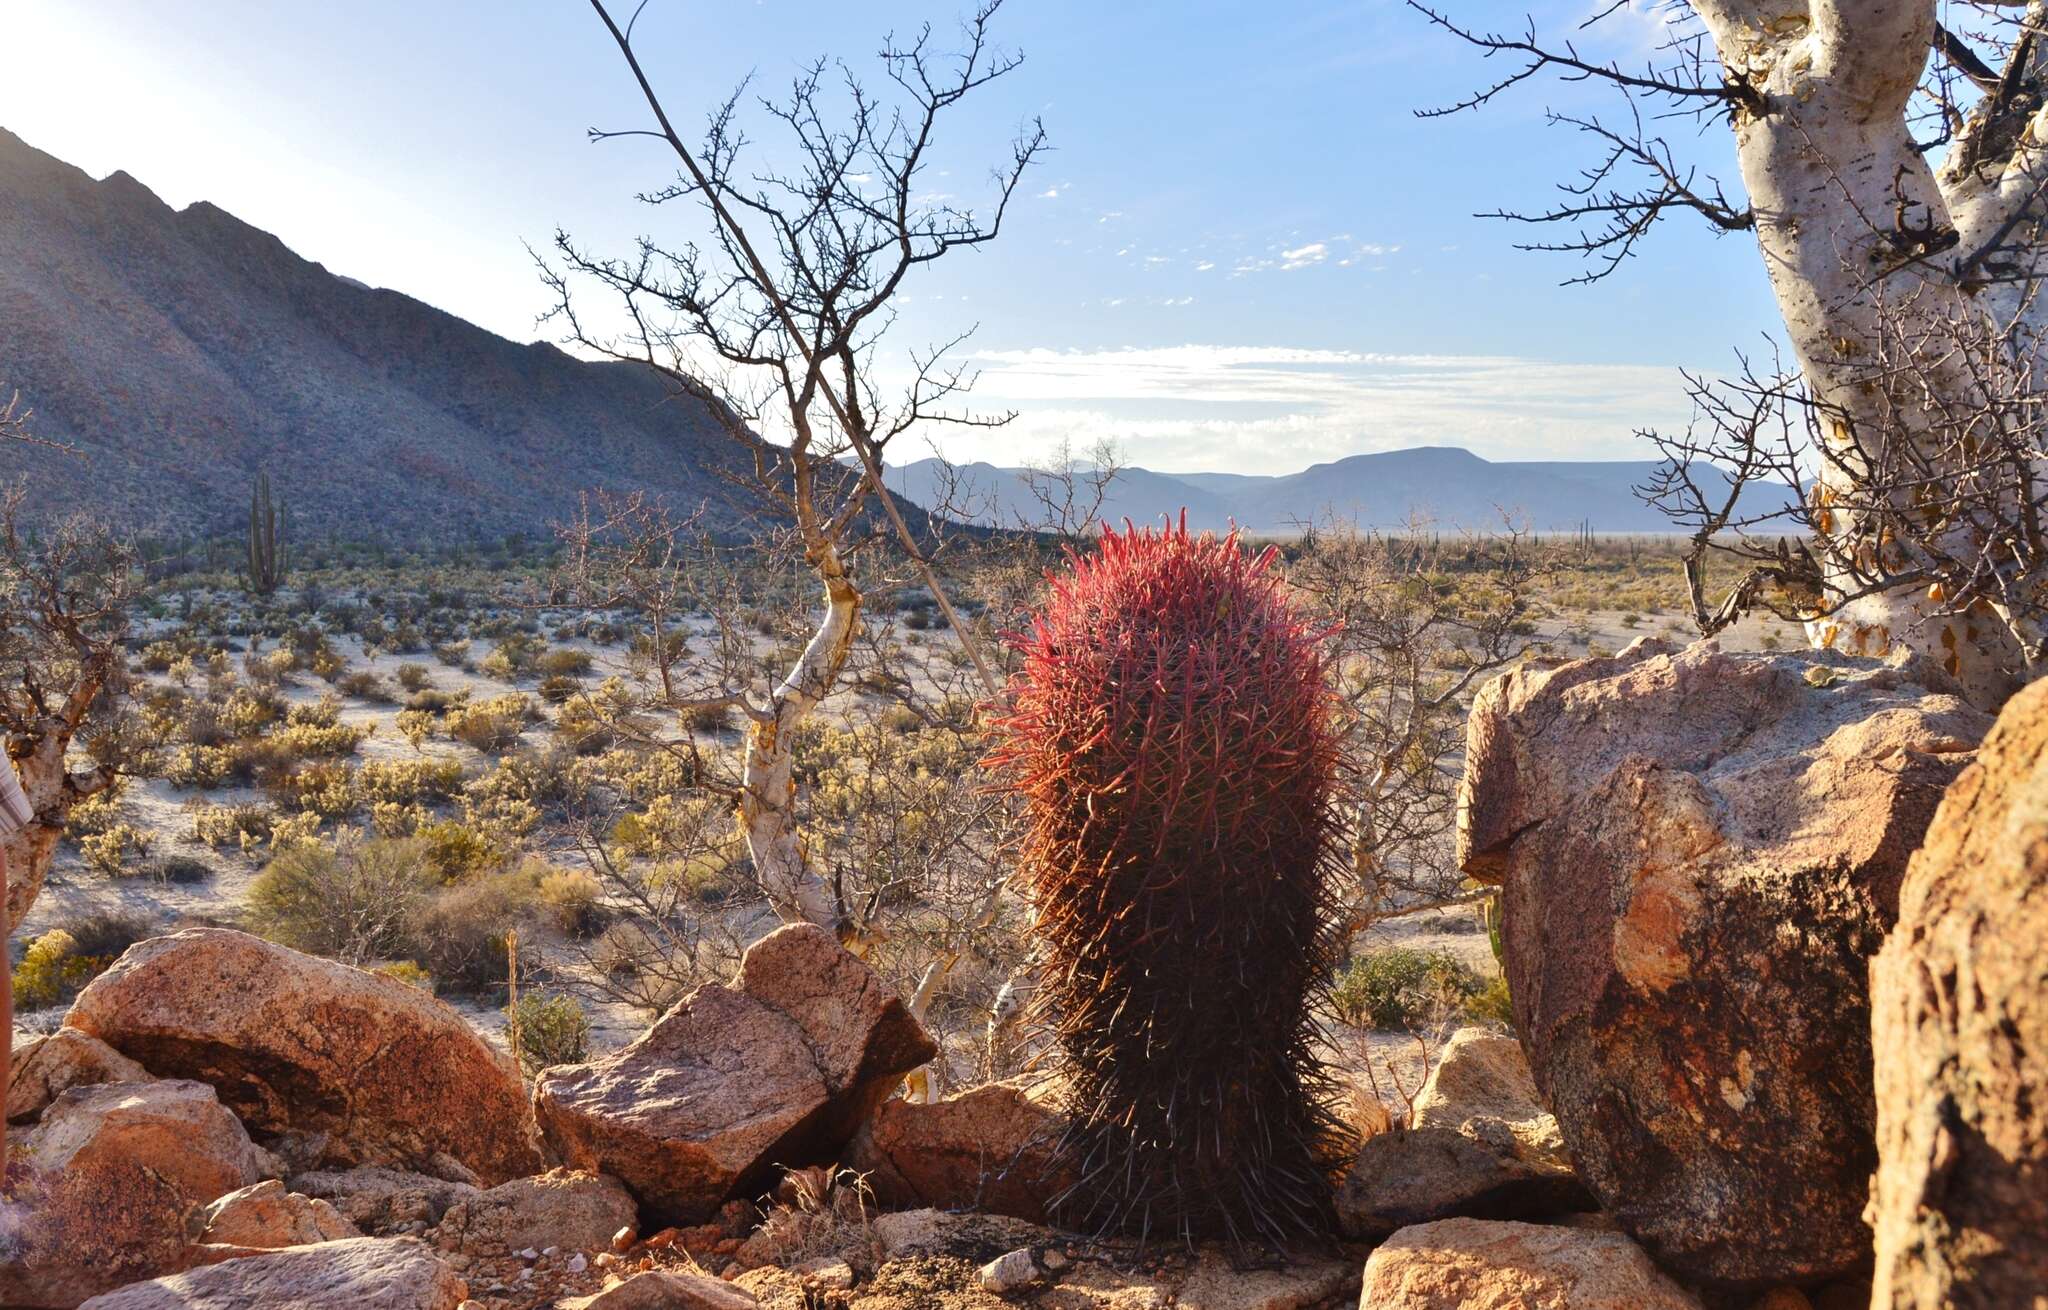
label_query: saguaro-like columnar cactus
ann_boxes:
[988,518,1349,1248]
[246,469,286,596]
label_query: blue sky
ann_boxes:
[1,0,1781,472]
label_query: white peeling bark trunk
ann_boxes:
[740,551,859,933]
[1698,0,2044,706]
[4,723,110,932]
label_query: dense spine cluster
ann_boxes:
[988,518,1350,1250]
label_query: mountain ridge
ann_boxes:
[0,127,754,540]
[882,447,1803,535]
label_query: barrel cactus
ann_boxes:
[987,518,1350,1248]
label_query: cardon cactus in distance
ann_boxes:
[986,517,1351,1250]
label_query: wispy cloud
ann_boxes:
[1226,237,1399,275]
[933,345,1697,471]
[1279,241,1329,269]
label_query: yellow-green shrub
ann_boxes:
[415,818,501,882]
[445,695,534,753]
[286,696,343,729]
[1466,973,1515,1026]
[80,823,153,877]
[406,867,540,993]
[533,648,593,679]
[395,709,435,752]
[270,761,361,818]
[12,930,102,1010]
[538,867,605,937]
[162,744,231,789]
[374,959,435,992]
[192,803,272,849]
[1331,947,1483,1030]
[271,721,371,759]
[610,794,731,862]
[370,800,434,839]
[359,757,464,806]
[219,688,284,737]
[265,810,324,852]
[511,991,589,1073]
[65,784,128,838]
[595,746,695,805]
[245,835,436,961]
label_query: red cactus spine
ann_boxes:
[987,517,1350,1249]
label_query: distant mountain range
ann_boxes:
[0,128,754,540]
[883,447,1804,535]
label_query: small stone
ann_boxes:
[1360,1218,1701,1309]
[567,1253,589,1274]
[979,1248,1044,1293]
[291,1165,480,1237]
[614,1226,640,1252]
[518,1247,540,1262]
[843,1075,1073,1223]
[791,1258,855,1290]
[562,1270,759,1310]
[200,1179,361,1250]
[77,1238,468,1310]
[5,1028,152,1124]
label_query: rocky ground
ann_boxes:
[16,630,2034,1310]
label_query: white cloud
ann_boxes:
[923,344,1699,471]
[1194,260,1216,272]
[1037,186,1061,199]
[1224,238,1403,275]
[1279,241,1329,269]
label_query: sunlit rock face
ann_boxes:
[1459,638,1988,1289]
[1871,678,2048,1310]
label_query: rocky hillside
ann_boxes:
[0,129,753,540]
